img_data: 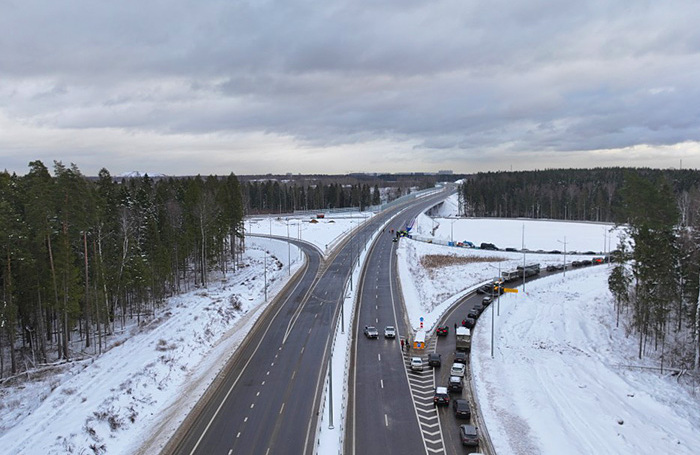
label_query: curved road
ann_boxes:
[346,190,456,455]
[164,188,452,455]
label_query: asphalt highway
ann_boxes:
[165,188,452,455]
[346,190,456,455]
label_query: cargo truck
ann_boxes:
[456,326,471,351]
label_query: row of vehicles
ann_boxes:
[429,348,480,448]
[501,263,541,282]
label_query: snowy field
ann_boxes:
[394,195,700,454]
[2,194,698,455]
[246,210,373,255]
[0,237,309,455]
[471,267,700,454]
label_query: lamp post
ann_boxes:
[558,236,567,278]
[486,262,502,357]
[450,219,455,244]
[522,223,526,292]
[264,252,268,302]
[286,218,291,276]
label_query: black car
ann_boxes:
[428,352,442,368]
[476,283,493,294]
[462,317,475,329]
[433,387,450,406]
[480,242,498,250]
[467,309,479,320]
[546,264,557,272]
[448,375,463,392]
[459,424,479,446]
[454,351,467,364]
[505,247,518,252]
[453,398,471,419]
[572,260,583,267]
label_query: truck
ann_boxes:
[517,263,541,278]
[501,270,520,282]
[455,326,471,351]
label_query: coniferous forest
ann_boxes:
[0,163,426,378]
[0,161,248,377]
[460,168,700,371]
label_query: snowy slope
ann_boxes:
[0,237,303,455]
[397,209,700,454]
[471,267,700,454]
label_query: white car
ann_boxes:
[384,325,396,338]
[450,362,466,377]
[410,357,424,372]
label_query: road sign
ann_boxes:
[503,288,519,293]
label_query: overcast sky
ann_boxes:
[1,0,699,176]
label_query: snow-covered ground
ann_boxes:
[246,211,373,256]
[0,218,357,455]
[2,194,698,455]
[395,194,700,454]
[469,267,700,454]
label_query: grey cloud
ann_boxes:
[1,0,700,175]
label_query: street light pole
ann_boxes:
[522,223,526,292]
[490,284,495,358]
[558,236,567,278]
[286,219,290,276]
[264,252,268,302]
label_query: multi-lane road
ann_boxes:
[164,188,453,455]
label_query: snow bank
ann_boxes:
[0,237,302,455]
[471,267,700,454]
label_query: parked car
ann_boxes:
[450,362,466,377]
[482,296,493,305]
[454,351,467,364]
[472,302,484,313]
[582,259,592,266]
[480,242,498,250]
[459,424,479,446]
[467,309,480,320]
[462,317,475,329]
[384,325,396,339]
[433,386,450,406]
[436,326,449,337]
[410,357,424,372]
[448,375,463,393]
[364,326,379,338]
[453,398,471,419]
[505,247,518,252]
[546,264,557,272]
[572,260,582,267]
[428,352,442,368]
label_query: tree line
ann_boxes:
[0,161,244,377]
[459,167,700,371]
[608,171,700,371]
[459,167,700,225]
[242,180,382,214]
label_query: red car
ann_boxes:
[436,326,449,336]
